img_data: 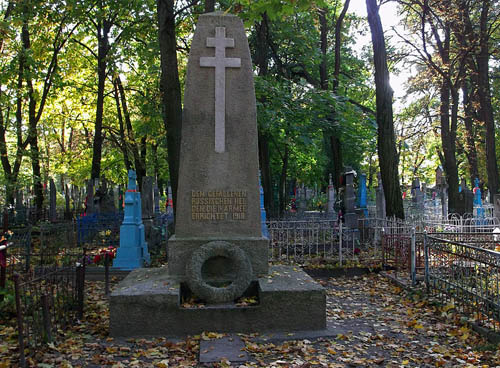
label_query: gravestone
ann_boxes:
[473,178,485,219]
[64,184,72,220]
[457,179,474,216]
[166,184,173,218]
[411,178,424,211]
[376,172,386,219]
[15,190,26,224]
[99,178,116,213]
[85,180,95,215]
[343,169,358,228]
[141,176,154,245]
[154,179,161,215]
[411,178,420,203]
[327,174,335,214]
[298,184,307,213]
[117,185,124,213]
[463,182,474,215]
[436,167,448,217]
[110,12,325,337]
[113,170,150,270]
[259,172,269,237]
[49,178,57,222]
[356,173,368,218]
[494,194,500,220]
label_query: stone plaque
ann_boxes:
[191,190,248,221]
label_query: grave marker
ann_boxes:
[376,172,386,219]
[344,169,357,228]
[49,178,57,222]
[113,170,150,270]
[110,12,325,337]
[327,174,335,214]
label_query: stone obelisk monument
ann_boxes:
[110,12,325,337]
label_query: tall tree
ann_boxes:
[457,0,499,197]
[254,13,274,216]
[157,0,185,218]
[366,0,404,218]
[397,0,466,214]
[0,1,29,206]
[90,1,111,181]
[18,0,78,213]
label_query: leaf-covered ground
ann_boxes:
[1,273,500,367]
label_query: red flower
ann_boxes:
[93,254,101,264]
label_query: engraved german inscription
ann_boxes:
[191,190,247,220]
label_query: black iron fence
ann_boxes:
[424,234,500,332]
[266,219,383,267]
[12,262,85,367]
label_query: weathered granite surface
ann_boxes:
[110,265,326,337]
[169,11,268,279]
[174,12,261,239]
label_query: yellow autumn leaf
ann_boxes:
[442,303,455,312]
[402,359,409,365]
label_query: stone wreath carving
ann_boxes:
[185,241,253,303]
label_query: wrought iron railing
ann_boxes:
[425,234,500,332]
[12,262,85,367]
[266,219,383,267]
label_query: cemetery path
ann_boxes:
[1,274,499,367]
[242,274,500,367]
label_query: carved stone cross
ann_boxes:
[200,27,241,153]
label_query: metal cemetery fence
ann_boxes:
[13,263,85,367]
[422,215,500,233]
[266,219,384,266]
[1,227,32,277]
[425,234,500,332]
[382,230,425,285]
[76,213,122,247]
[267,219,338,264]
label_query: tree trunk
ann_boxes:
[439,78,460,214]
[255,14,273,216]
[461,80,479,186]
[278,144,289,216]
[205,0,215,13]
[477,0,498,197]
[19,16,44,215]
[91,17,111,181]
[116,75,146,188]
[113,78,132,171]
[0,2,18,206]
[157,0,183,219]
[366,0,404,219]
[330,0,350,190]
[258,131,273,216]
[330,134,343,190]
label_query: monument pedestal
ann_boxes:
[168,235,269,277]
[110,265,325,337]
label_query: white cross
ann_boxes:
[200,27,241,153]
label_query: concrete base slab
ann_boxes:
[109,265,326,338]
[199,335,248,364]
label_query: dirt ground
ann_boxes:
[1,273,499,367]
